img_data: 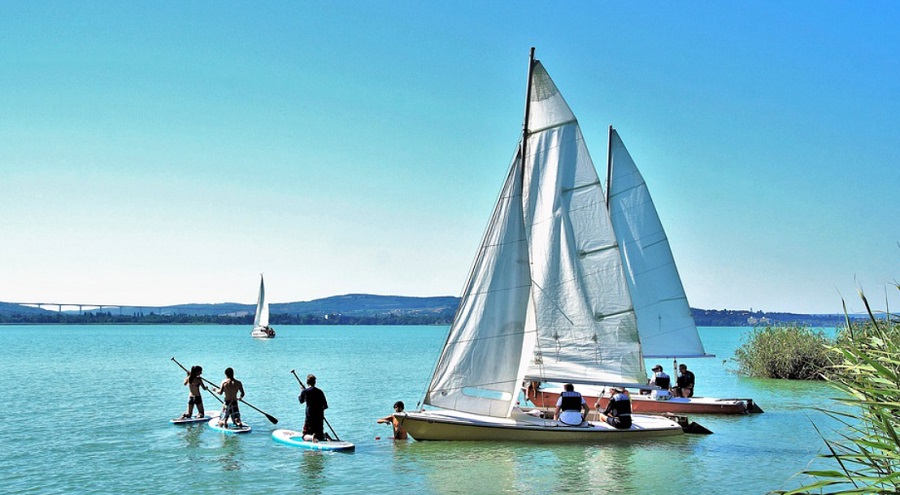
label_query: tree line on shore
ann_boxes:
[0,311,454,326]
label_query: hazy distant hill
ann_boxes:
[0,302,51,315]
[275,294,459,316]
[0,295,860,326]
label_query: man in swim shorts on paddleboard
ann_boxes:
[215,367,245,428]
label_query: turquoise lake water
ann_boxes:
[0,325,842,494]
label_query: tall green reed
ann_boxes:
[781,286,900,494]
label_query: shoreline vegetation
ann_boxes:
[0,295,861,326]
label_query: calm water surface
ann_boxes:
[0,325,841,494]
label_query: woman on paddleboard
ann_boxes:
[215,367,245,428]
[181,365,209,419]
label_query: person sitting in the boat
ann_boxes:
[648,364,672,400]
[553,383,589,425]
[597,387,632,429]
[673,363,695,398]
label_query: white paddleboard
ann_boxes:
[207,418,252,434]
[272,429,355,451]
[170,411,220,424]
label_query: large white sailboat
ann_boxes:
[397,49,685,442]
[251,274,275,339]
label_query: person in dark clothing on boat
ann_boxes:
[553,383,589,425]
[299,374,329,442]
[673,363,695,398]
[649,364,671,389]
[597,387,632,429]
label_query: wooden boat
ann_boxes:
[398,409,682,443]
[399,48,699,442]
[526,384,760,415]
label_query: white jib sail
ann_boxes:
[521,61,647,388]
[607,129,708,358]
[254,274,269,328]
[425,153,533,418]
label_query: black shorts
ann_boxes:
[605,415,632,429]
[188,395,203,407]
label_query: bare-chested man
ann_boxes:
[215,367,245,427]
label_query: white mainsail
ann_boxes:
[520,62,646,389]
[424,58,649,420]
[253,274,269,329]
[606,129,708,359]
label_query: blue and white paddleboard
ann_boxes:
[272,429,355,451]
[207,418,252,434]
[170,411,220,425]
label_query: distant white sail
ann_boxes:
[607,129,708,358]
[253,274,269,329]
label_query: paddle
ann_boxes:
[291,369,341,441]
[171,357,279,424]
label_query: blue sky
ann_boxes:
[1,1,897,314]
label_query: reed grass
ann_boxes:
[780,286,900,494]
[733,323,833,380]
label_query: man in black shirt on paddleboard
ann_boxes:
[299,374,329,442]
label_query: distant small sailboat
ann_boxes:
[251,274,275,339]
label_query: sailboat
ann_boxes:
[526,128,762,415]
[396,49,686,442]
[251,274,275,339]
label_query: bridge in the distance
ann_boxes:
[7,302,250,316]
[11,302,168,314]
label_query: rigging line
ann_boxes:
[444,327,533,346]
[530,278,575,326]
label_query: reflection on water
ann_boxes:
[215,434,243,472]
[296,451,328,495]
[177,424,205,450]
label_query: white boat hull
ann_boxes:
[251,326,275,338]
[396,409,683,443]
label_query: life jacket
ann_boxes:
[560,391,583,411]
[653,372,671,389]
[609,392,632,416]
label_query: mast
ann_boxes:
[521,47,536,174]
[606,125,614,204]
